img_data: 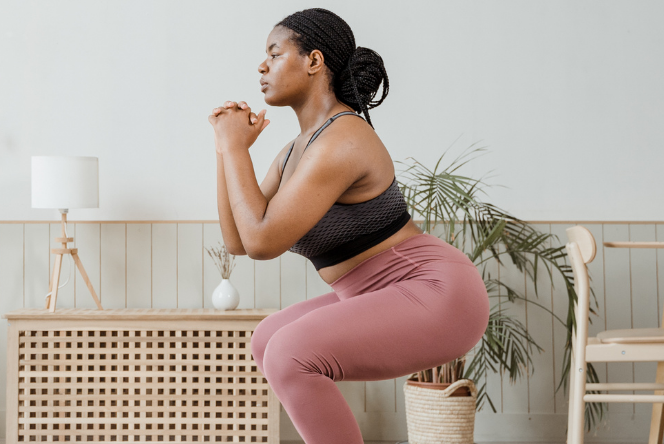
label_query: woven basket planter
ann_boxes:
[403,378,478,444]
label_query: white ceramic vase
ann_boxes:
[212,278,240,310]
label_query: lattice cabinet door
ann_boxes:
[3,308,280,443]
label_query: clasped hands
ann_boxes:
[208,101,270,154]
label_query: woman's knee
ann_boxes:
[261,327,313,384]
[250,319,273,374]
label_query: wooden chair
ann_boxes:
[566,225,664,443]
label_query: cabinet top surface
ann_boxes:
[2,307,278,321]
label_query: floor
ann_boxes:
[0,441,644,444]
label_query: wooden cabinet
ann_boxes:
[3,308,279,443]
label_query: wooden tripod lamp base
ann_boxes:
[46,211,103,313]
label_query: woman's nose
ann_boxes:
[258,62,267,74]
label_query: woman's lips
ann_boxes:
[261,84,268,92]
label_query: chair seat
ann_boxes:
[596,328,664,344]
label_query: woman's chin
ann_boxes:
[263,93,287,107]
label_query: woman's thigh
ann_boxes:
[251,290,341,373]
[262,261,490,383]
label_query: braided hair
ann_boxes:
[276,8,389,129]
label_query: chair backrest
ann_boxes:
[565,225,597,264]
[565,226,594,342]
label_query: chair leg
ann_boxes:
[570,356,587,444]
[567,351,577,443]
[649,361,664,444]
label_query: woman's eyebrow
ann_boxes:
[266,43,280,53]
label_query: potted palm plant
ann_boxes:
[396,143,606,441]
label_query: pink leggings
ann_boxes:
[250,233,489,443]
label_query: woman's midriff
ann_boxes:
[317,220,425,285]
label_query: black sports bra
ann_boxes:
[280,111,412,270]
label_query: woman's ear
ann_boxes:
[308,49,325,75]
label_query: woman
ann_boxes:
[208,8,489,444]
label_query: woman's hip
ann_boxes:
[329,233,483,299]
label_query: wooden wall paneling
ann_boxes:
[549,223,575,416]
[395,373,410,415]
[49,222,75,308]
[203,223,257,310]
[280,250,307,308]
[177,223,203,308]
[628,224,659,416]
[151,223,177,308]
[4,220,664,442]
[339,378,368,431]
[582,224,608,415]
[126,223,152,308]
[100,223,126,308]
[211,223,256,309]
[74,223,101,309]
[306,260,333,299]
[230,254,255,310]
[526,223,556,414]
[658,224,664,327]
[366,370,396,415]
[254,255,280,310]
[24,223,50,308]
[460,224,502,412]
[603,223,634,414]
[202,223,224,309]
[498,231,529,414]
[0,224,24,428]
[478,222,503,414]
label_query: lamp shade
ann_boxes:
[31,156,99,209]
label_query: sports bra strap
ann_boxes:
[279,111,364,183]
[304,111,362,151]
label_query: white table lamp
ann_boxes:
[31,156,103,312]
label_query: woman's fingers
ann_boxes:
[212,101,235,115]
[256,109,270,132]
[212,101,261,125]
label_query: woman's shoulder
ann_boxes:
[302,114,391,189]
[310,113,379,154]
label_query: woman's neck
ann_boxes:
[291,93,355,136]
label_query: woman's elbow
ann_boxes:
[227,245,248,256]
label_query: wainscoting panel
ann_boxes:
[75,222,101,309]
[1,220,663,441]
[550,222,576,416]
[630,224,659,415]
[526,223,556,415]
[100,223,126,309]
[24,223,50,309]
[177,223,203,308]
[582,223,608,419]
[127,223,152,308]
[151,223,178,308]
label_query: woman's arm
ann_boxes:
[216,150,247,255]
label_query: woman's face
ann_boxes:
[258,26,311,107]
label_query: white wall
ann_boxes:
[1,0,662,222]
